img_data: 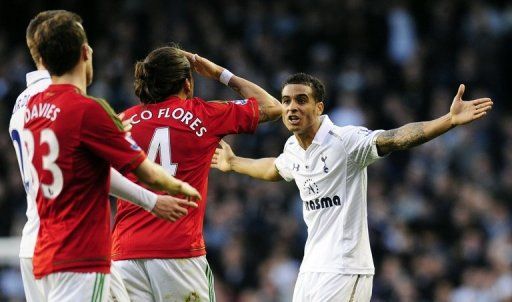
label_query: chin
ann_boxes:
[285,124,300,133]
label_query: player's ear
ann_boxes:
[316,101,324,115]
[184,78,192,95]
[82,44,92,61]
[81,44,88,61]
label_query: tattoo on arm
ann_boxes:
[376,122,429,155]
[258,106,271,123]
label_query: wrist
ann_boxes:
[447,112,457,128]
[228,156,238,172]
[219,69,234,85]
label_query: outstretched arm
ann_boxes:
[376,84,493,155]
[181,50,282,123]
[211,140,282,181]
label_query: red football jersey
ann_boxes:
[111,96,259,259]
[24,84,145,278]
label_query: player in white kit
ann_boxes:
[211,73,493,301]
[10,10,197,302]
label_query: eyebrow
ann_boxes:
[281,93,309,99]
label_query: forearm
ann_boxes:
[133,159,185,195]
[376,113,454,154]
[228,75,282,123]
[230,156,282,181]
[109,168,157,211]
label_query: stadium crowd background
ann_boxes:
[0,0,511,301]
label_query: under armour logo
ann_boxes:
[293,163,300,171]
[321,154,328,173]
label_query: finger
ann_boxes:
[172,205,188,216]
[187,187,202,200]
[455,84,465,100]
[471,98,494,105]
[475,106,492,114]
[122,121,132,132]
[179,49,194,60]
[219,140,228,148]
[177,199,198,208]
[181,183,201,199]
[118,112,125,120]
[474,111,488,119]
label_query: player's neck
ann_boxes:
[51,66,87,94]
[294,121,321,150]
[172,91,190,100]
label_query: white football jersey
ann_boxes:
[275,115,384,275]
[9,70,51,258]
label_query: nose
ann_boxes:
[287,100,299,112]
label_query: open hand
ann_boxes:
[151,195,198,222]
[450,84,493,126]
[211,140,235,172]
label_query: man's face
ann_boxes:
[281,84,323,134]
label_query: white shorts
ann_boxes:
[20,257,44,302]
[109,264,130,302]
[293,272,373,302]
[112,256,215,302]
[35,271,111,302]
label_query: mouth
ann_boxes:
[287,115,300,125]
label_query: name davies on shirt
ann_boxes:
[24,102,61,123]
[130,107,207,137]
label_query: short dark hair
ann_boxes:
[134,45,191,104]
[34,11,87,76]
[282,73,325,103]
[26,10,82,65]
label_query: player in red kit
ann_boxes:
[26,13,200,302]
[111,46,282,301]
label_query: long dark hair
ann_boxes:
[134,45,192,104]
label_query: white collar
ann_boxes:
[312,115,333,146]
[26,70,51,87]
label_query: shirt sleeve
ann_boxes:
[274,152,294,182]
[342,126,385,168]
[202,97,259,136]
[80,99,146,174]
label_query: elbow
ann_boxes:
[269,105,283,121]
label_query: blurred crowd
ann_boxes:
[1,0,512,301]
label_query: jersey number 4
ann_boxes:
[11,128,63,199]
[147,127,178,176]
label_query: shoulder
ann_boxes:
[81,95,123,130]
[332,125,375,138]
[12,87,34,114]
[283,135,298,153]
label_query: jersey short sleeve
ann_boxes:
[342,126,385,168]
[274,153,294,182]
[202,97,259,136]
[81,99,146,174]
